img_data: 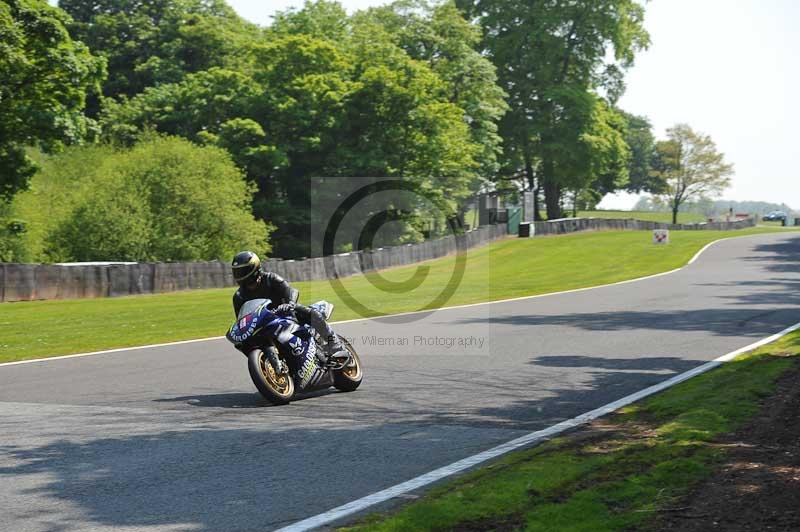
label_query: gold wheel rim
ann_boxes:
[339,339,362,380]
[261,355,291,396]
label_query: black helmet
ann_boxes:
[232,251,262,285]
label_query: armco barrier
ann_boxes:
[4,263,35,302]
[0,219,755,302]
[0,224,509,302]
[521,217,755,237]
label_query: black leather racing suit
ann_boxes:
[232,272,338,350]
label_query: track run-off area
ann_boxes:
[1,231,799,532]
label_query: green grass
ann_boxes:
[0,227,790,362]
[758,220,790,227]
[578,210,708,224]
[341,331,800,532]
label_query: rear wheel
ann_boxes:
[248,349,294,405]
[333,336,363,392]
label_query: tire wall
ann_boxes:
[0,218,755,302]
[0,224,509,302]
[522,217,755,236]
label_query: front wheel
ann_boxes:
[248,349,294,405]
[333,336,363,392]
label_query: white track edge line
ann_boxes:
[0,232,768,368]
[0,336,226,367]
[275,319,800,532]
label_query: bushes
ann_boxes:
[46,182,152,261]
[0,201,28,262]
[13,136,271,262]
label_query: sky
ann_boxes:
[611,0,800,210]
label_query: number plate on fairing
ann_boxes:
[229,312,259,343]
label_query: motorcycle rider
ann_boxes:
[231,250,348,365]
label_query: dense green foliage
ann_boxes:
[457,0,650,219]
[355,1,508,178]
[0,0,737,262]
[0,0,105,200]
[92,1,501,257]
[619,110,662,193]
[58,0,259,115]
[0,201,27,262]
[13,137,270,262]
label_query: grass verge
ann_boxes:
[0,227,792,362]
[340,330,800,532]
[577,210,707,224]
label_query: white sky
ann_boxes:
[610,0,800,210]
[230,0,800,210]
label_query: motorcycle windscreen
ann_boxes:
[228,298,271,343]
[237,298,270,320]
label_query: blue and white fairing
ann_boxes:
[226,298,286,344]
[226,298,330,390]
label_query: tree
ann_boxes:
[457,0,650,219]
[652,124,734,224]
[270,0,350,42]
[357,0,508,178]
[101,4,489,258]
[13,136,270,262]
[0,201,28,262]
[100,67,264,146]
[0,0,105,200]
[618,110,664,193]
[58,0,259,114]
[572,97,631,206]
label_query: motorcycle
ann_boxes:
[226,298,363,405]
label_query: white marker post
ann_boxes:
[653,229,669,244]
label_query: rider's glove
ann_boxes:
[275,302,295,316]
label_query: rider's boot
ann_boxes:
[325,334,350,367]
[301,306,349,366]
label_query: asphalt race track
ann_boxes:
[2,232,799,532]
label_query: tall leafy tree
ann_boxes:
[618,110,663,193]
[357,0,508,178]
[57,0,259,114]
[652,124,734,224]
[578,98,631,206]
[0,0,105,200]
[100,68,264,146]
[100,27,481,257]
[270,0,350,42]
[457,0,649,219]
